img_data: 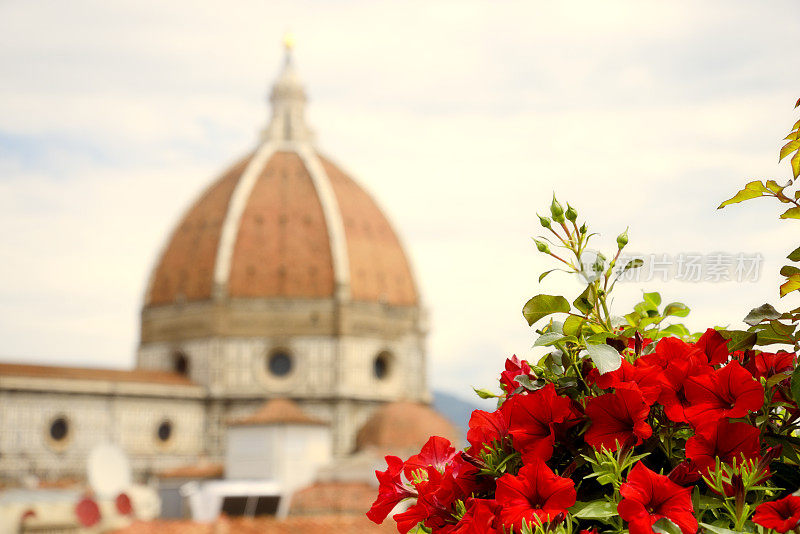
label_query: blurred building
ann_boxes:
[0,40,432,493]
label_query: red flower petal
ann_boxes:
[585,388,652,452]
[753,495,800,533]
[496,458,576,530]
[618,462,697,534]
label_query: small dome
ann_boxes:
[355,402,458,453]
[228,398,326,427]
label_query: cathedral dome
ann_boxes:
[144,45,417,310]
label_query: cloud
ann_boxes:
[1,0,800,401]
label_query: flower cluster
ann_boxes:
[368,333,800,533]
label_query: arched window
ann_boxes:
[172,351,189,376]
[267,349,293,377]
[374,351,393,380]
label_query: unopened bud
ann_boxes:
[537,214,552,229]
[579,222,587,234]
[565,203,578,222]
[534,239,550,254]
[550,195,565,223]
[617,228,629,249]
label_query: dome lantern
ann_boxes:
[261,36,314,145]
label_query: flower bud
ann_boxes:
[550,195,565,223]
[565,203,578,222]
[537,214,551,229]
[579,222,587,234]
[616,228,629,249]
[534,239,550,254]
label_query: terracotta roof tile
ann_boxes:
[158,462,224,479]
[147,155,251,306]
[289,481,376,515]
[227,151,335,299]
[0,363,196,386]
[320,155,418,306]
[228,398,326,426]
[115,515,395,534]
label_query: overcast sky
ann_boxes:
[1,1,800,401]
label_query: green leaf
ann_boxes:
[780,206,800,219]
[788,246,800,262]
[522,295,570,326]
[622,258,643,272]
[753,320,796,346]
[780,139,800,161]
[780,274,800,297]
[699,523,742,534]
[765,179,786,194]
[563,315,585,337]
[653,518,682,534]
[663,302,690,318]
[718,329,757,352]
[570,500,616,519]
[538,269,556,282]
[473,387,498,399]
[585,343,622,375]
[743,303,782,326]
[533,332,565,347]
[573,286,596,315]
[660,324,690,337]
[791,365,800,404]
[792,151,800,179]
[780,265,800,277]
[514,374,545,391]
[643,292,661,308]
[717,180,769,209]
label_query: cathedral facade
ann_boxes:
[0,43,429,483]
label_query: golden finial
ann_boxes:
[283,32,295,51]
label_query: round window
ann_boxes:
[374,351,392,380]
[49,416,69,442]
[268,351,293,377]
[157,420,173,443]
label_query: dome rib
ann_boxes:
[295,144,351,299]
[212,141,277,298]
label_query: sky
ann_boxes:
[1,1,800,402]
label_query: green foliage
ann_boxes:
[522,295,571,326]
[719,100,800,303]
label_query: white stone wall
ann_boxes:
[0,389,205,482]
[225,424,331,490]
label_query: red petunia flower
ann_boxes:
[748,351,796,380]
[450,499,502,534]
[753,495,800,533]
[587,360,662,405]
[394,457,484,534]
[584,388,652,452]
[466,409,509,455]
[685,419,761,476]
[366,455,414,524]
[403,436,459,478]
[617,462,697,534]
[500,355,533,394]
[495,458,576,530]
[640,337,706,371]
[694,328,729,366]
[684,360,764,425]
[504,383,574,461]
